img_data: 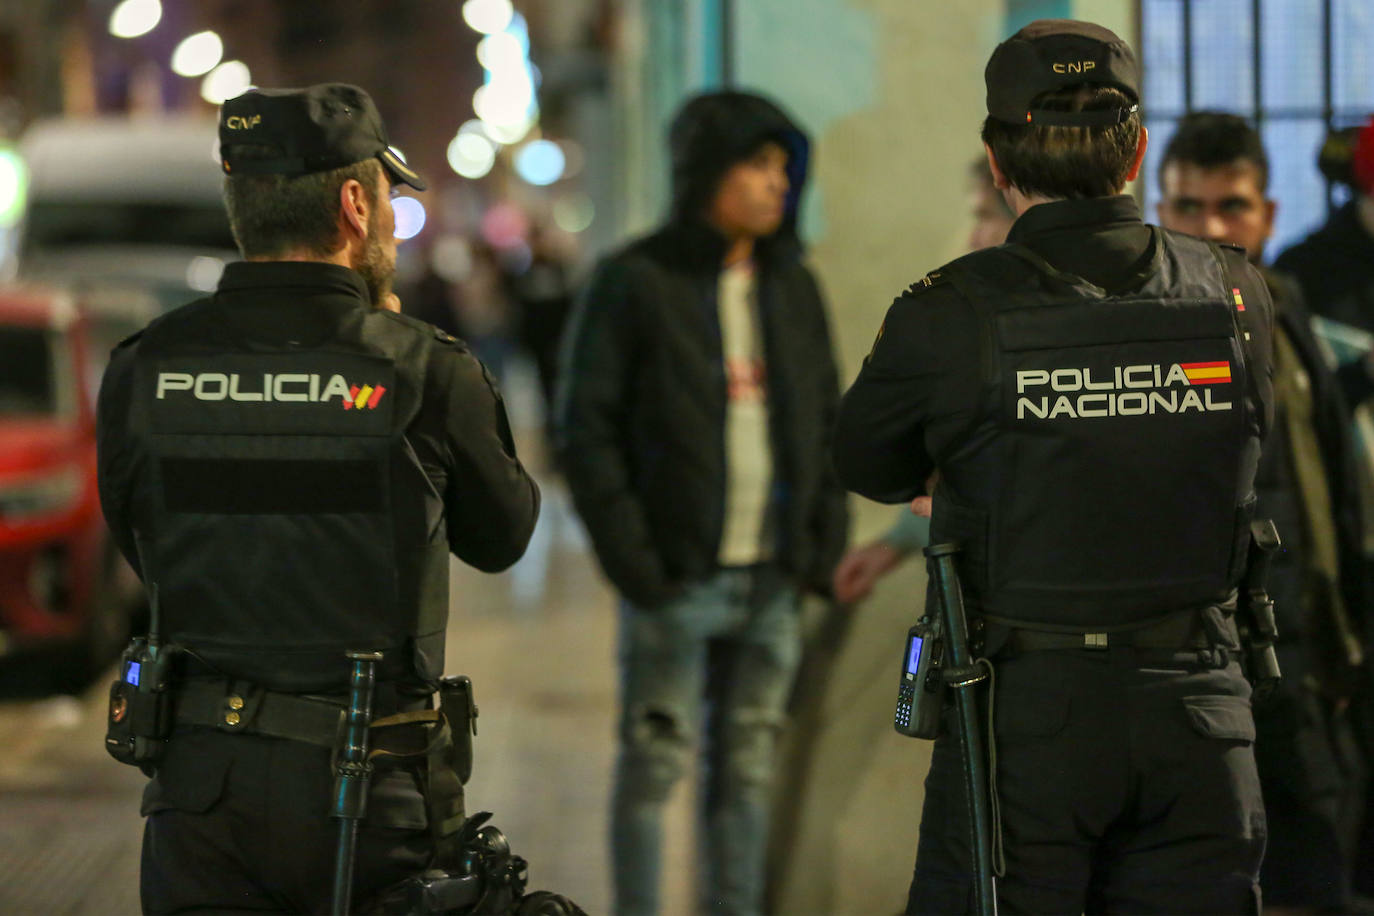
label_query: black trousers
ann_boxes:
[140,728,431,914]
[905,649,1266,915]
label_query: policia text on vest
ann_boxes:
[1014,360,1235,419]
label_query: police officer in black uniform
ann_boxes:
[96,84,540,913]
[833,22,1275,914]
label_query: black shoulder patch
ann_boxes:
[1217,242,1247,255]
[433,327,459,345]
[904,270,949,296]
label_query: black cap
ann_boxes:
[985,20,1140,127]
[219,83,426,191]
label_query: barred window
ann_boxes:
[1141,0,1374,260]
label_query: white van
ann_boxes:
[16,117,238,311]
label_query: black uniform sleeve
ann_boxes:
[800,270,850,595]
[553,256,677,608]
[833,284,977,503]
[95,341,144,579]
[437,348,540,572]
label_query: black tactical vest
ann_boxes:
[930,230,1263,628]
[126,305,452,692]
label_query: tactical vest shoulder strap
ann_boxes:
[1203,240,1265,442]
[996,242,1108,295]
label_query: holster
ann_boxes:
[368,676,478,866]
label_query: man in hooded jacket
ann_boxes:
[555,90,848,915]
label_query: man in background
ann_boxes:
[556,90,847,915]
[1157,111,1369,913]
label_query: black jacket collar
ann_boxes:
[217,260,372,307]
[1006,195,1143,244]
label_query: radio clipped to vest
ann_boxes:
[894,613,946,739]
[105,582,181,774]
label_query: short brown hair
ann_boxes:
[980,85,1141,200]
[223,145,381,259]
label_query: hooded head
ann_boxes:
[667,90,810,242]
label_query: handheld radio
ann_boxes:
[106,542,180,773]
[894,613,945,739]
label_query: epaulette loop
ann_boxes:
[906,270,947,294]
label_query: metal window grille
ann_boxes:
[1141,0,1374,259]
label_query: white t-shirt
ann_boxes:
[717,259,774,566]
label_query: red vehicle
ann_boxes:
[0,287,145,687]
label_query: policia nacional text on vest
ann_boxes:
[928,231,1267,627]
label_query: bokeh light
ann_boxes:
[461,0,514,35]
[0,149,27,229]
[447,132,496,179]
[393,197,427,240]
[109,0,162,39]
[201,60,252,105]
[480,202,529,249]
[514,139,566,186]
[473,77,536,129]
[481,116,535,146]
[552,193,595,234]
[171,31,223,78]
[186,256,225,292]
[477,32,525,74]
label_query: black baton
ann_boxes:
[925,543,997,916]
[332,650,383,916]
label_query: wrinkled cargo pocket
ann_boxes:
[1182,694,1255,742]
[139,735,231,816]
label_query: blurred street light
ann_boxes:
[0,149,27,229]
[447,132,496,179]
[481,116,534,146]
[477,32,524,74]
[461,0,514,35]
[514,139,565,186]
[473,76,535,128]
[553,193,595,234]
[201,60,252,105]
[109,0,162,39]
[457,119,490,139]
[186,256,225,292]
[393,197,427,240]
[171,31,224,78]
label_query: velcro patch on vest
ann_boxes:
[1012,357,1237,421]
[148,353,396,436]
[1001,299,1243,424]
[161,458,383,514]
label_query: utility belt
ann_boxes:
[983,603,1242,667]
[107,662,478,849]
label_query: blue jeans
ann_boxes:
[611,566,801,916]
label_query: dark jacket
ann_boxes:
[97,261,540,691]
[1273,201,1374,408]
[835,197,1275,626]
[1259,268,1368,674]
[554,92,848,608]
[1273,200,1374,335]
